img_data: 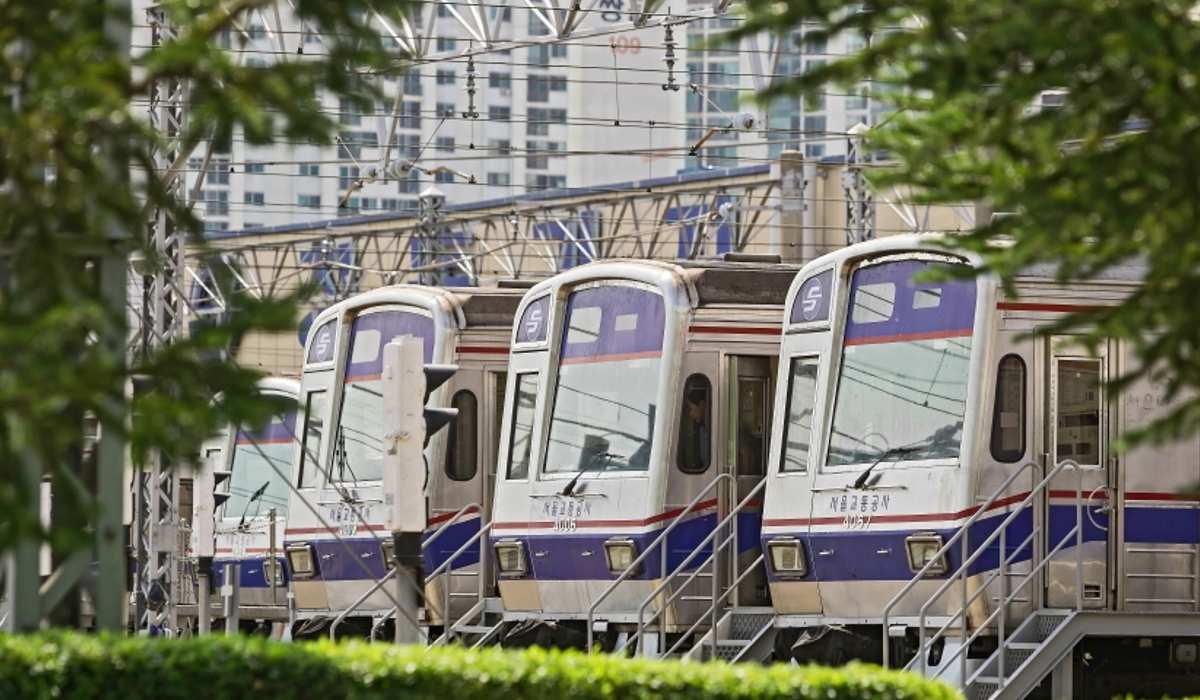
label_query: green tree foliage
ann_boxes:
[0,0,407,551]
[0,631,961,700]
[734,0,1200,446]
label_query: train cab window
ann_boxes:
[506,373,539,480]
[733,356,773,476]
[1056,359,1102,466]
[780,356,820,472]
[677,374,712,474]
[990,355,1026,463]
[445,390,478,481]
[298,389,327,488]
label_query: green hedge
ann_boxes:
[0,632,959,700]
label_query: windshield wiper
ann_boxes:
[238,480,271,529]
[851,445,923,490]
[561,451,620,497]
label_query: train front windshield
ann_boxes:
[226,410,297,520]
[824,258,977,467]
[333,309,434,483]
[544,285,666,474]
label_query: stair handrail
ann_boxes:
[664,553,766,659]
[585,472,734,652]
[882,459,1087,683]
[328,504,483,640]
[881,460,1040,667]
[915,460,1084,683]
[424,503,483,552]
[630,479,766,657]
[428,521,494,646]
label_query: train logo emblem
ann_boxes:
[801,279,824,320]
[313,326,333,361]
[524,307,543,339]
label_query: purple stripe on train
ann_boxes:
[345,310,435,379]
[559,286,665,362]
[844,259,976,344]
[213,556,288,589]
[490,511,762,581]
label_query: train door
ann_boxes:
[725,354,776,605]
[1044,336,1113,608]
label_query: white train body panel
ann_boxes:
[760,236,1200,639]
[283,286,520,623]
[490,259,797,630]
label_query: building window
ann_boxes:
[490,139,511,155]
[434,170,454,183]
[298,194,321,208]
[402,70,422,96]
[436,69,456,85]
[551,43,567,58]
[399,170,421,194]
[400,101,421,129]
[203,190,228,215]
[525,141,547,169]
[527,74,550,103]
[243,191,265,205]
[360,197,378,210]
[436,101,455,117]
[436,136,455,152]
[436,37,456,52]
[487,172,511,186]
[339,98,362,125]
[527,9,550,35]
[203,220,228,232]
[527,108,549,136]
[206,159,230,185]
[528,45,550,67]
[339,166,360,189]
[299,163,320,176]
[381,198,400,211]
[488,106,510,122]
[244,161,265,174]
[488,72,511,89]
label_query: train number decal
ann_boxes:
[542,496,590,532]
[842,513,872,530]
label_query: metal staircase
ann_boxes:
[438,596,507,647]
[882,459,1090,699]
[683,606,776,662]
[586,474,775,661]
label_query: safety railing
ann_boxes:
[428,521,494,646]
[626,479,765,657]
[881,459,1088,686]
[328,503,483,640]
[585,472,734,653]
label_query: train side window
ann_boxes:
[445,390,478,481]
[990,355,1026,463]
[490,371,508,477]
[734,356,773,476]
[506,373,539,479]
[1055,358,1101,466]
[677,374,712,474]
[780,356,820,472]
[298,389,327,488]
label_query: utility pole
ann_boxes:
[843,122,875,245]
[132,3,190,636]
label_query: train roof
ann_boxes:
[519,257,800,309]
[313,284,525,331]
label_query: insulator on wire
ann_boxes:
[662,24,680,92]
[462,54,479,119]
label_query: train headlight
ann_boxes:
[286,543,317,579]
[603,538,640,576]
[494,540,527,576]
[905,533,947,576]
[767,537,807,577]
[380,539,396,568]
